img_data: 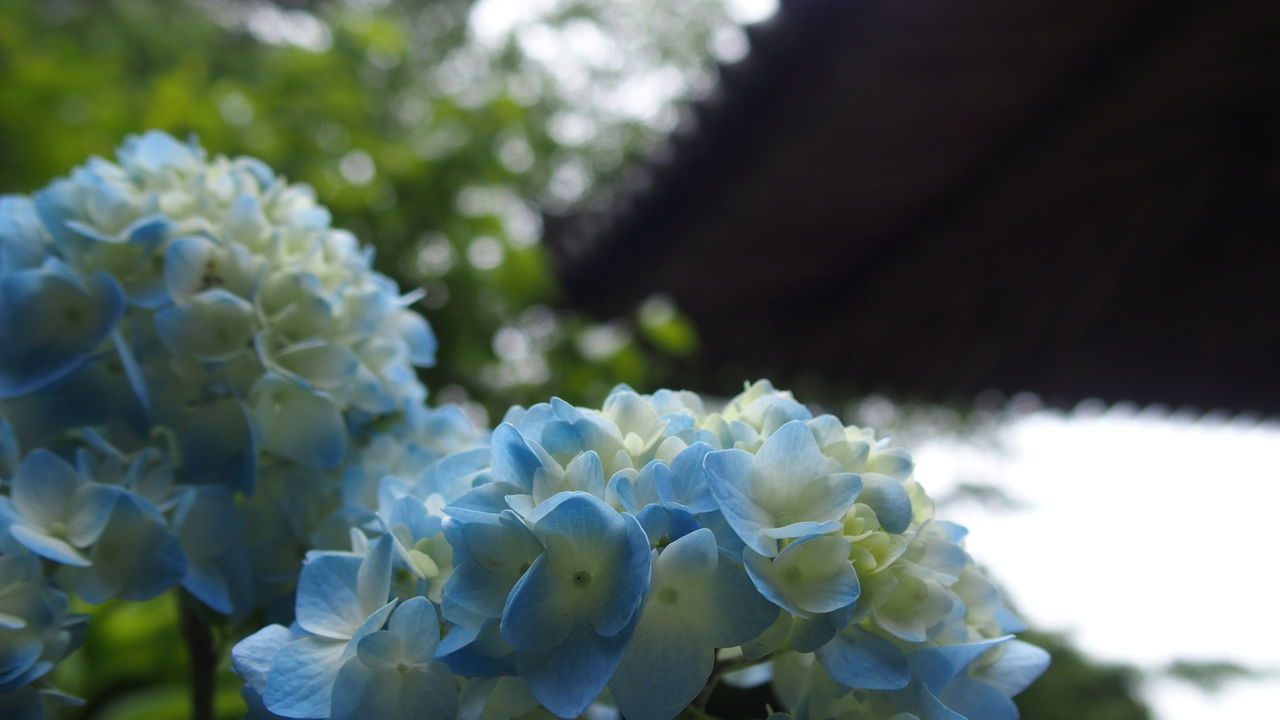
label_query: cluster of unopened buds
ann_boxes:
[1,133,1046,720]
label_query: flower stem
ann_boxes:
[178,590,216,720]
[693,652,777,712]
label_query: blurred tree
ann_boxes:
[1015,631,1153,720]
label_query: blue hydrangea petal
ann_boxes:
[910,635,1013,692]
[263,635,347,718]
[265,335,361,391]
[936,675,1018,720]
[500,553,576,653]
[154,289,256,362]
[67,490,186,602]
[163,234,218,302]
[0,195,48,272]
[0,264,124,398]
[178,398,256,493]
[630,461,667,510]
[295,553,367,639]
[66,483,120,547]
[761,519,844,541]
[447,558,523,619]
[815,625,910,690]
[561,450,605,499]
[437,619,516,677]
[743,535,859,617]
[356,535,394,619]
[6,524,89,567]
[402,661,459,720]
[741,611,792,660]
[608,602,712,720]
[250,375,346,469]
[11,450,80,527]
[658,442,717,513]
[225,194,271,246]
[490,423,544,492]
[118,130,201,176]
[859,473,913,534]
[396,311,437,367]
[354,631,402,672]
[704,448,776,556]
[232,624,294,695]
[749,421,841,501]
[634,504,700,548]
[701,553,781,649]
[516,616,632,719]
[788,615,838,654]
[919,685,968,720]
[975,639,1050,697]
[388,596,441,663]
[869,448,914,480]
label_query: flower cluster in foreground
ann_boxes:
[1,132,1047,720]
[237,382,1049,720]
[0,132,480,715]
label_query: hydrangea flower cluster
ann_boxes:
[236,381,1048,720]
[0,132,480,714]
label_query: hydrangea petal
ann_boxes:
[704,448,777,556]
[11,449,80,527]
[6,525,88,567]
[516,616,632,719]
[295,553,366,639]
[232,624,294,694]
[0,264,123,398]
[251,376,346,469]
[815,625,910,690]
[264,635,347,718]
[744,535,859,617]
[178,398,255,492]
[609,602,712,720]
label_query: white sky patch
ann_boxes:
[914,410,1280,719]
[467,0,779,124]
[725,0,779,24]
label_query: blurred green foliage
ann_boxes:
[51,595,247,719]
[1015,631,1152,720]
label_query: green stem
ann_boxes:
[692,652,777,713]
[178,590,216,720]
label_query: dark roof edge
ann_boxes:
[544,0,860,315]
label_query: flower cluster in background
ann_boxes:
[0,132,481,715]
[237,381,1049,720]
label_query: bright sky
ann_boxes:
[914,409,1280,719]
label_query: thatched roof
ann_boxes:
[547,0,1280,414]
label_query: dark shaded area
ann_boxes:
[548,0,1280,414]
[702,630,1153,720]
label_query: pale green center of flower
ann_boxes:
[658,586,679,605]
[47,521,68,537]
[396,662,410,675]
[572,570,592,589]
